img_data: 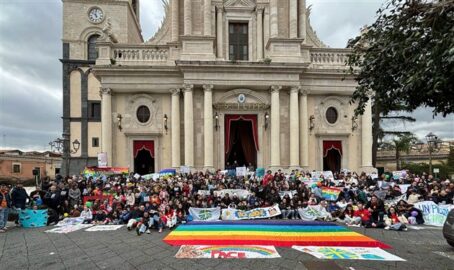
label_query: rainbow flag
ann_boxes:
[321,187,342,201]
[163,220,390,249]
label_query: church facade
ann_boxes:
[61,0,373,175]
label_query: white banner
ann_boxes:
[221,204,281,220]
[197,190,211,196]
[298,205,331,221]
[97,152,107,167]
[214,189,250,200]
[189,207,221,221]
[46,224,93,234]
[175,245,281,259]
[236,167,247,177]
[399,184,411,194]
[56,217,85,227]
[292,246,405,261]
[180,166,190,174]
[414,201,454,226]
[279,190,298,199]
[85,225,124,231]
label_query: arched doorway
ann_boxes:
[133,140,155,175]
[323,140,342,173]
[225,115,258,169]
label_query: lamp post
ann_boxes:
[50,133,80,176]
[425,132,440,175]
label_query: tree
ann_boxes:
[347,0,454,117]
[389,133,417,170]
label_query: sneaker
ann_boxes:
[0,229,5,233]
[158,228,163,233]
[403,228,408,231]
[384,226,390,230]
[127,226,132,231]
[146,230,151,234]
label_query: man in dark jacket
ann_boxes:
[11,184,29,210]
[44,185,61,212]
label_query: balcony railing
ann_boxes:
[112,45,169,65]
[310,49,352,66]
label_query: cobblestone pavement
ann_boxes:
[0,222,452,270]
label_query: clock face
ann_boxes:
[88,7,104,23]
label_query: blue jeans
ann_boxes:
[149,216,163,229]
[0,208,8,229]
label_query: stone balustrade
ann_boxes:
[310,48,352,66]
[112,45,169,65]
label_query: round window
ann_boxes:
[326,107,338,124]
[136,105,150,123]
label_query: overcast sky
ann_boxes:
[0,0,452,151]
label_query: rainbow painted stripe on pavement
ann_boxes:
[164,220,390,249]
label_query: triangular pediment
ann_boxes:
[224,0,256,8]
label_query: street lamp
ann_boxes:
[51,133,80,176]
[425,132,441,175]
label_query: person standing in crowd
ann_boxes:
[0,184,12,232]
[11,183,29,225]
[68,184,81,208]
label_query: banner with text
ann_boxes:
[221,204,281,220]
[292,246,405,261]
[415,201,454,226]
[214,189,250,200]
[189,207,221,221]
[175,245,281,259]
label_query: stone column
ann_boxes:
[256,7,264,60]
[204,0,212,36]
[289,86,300,168]
[299,90,309,168]
[361,97,373,169]
[270,0,278,38]
[171,0,179,42]
[289,0,298,38]
[264,6,270,51]
[171,88,181,168]
[216,5,223,58]
[100,87,112,166]
[203,85,214,169]
[184,0,192,35]
[270,85,281,168]
[298,0,307,40]
[183,84,194,167]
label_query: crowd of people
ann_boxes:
[0,168,452,234]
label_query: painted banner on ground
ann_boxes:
[85,225,124,231]
[83,167,129,177]
[292,246,405,261]
[189,207,221,221]
[279,190,298,199]
[45,224,93,234]
[56,217,84,227]
[298,205,331,221]
[321,187,341,201]
[175,245,280,259]
[414,201,454,226]
[214,189,250,200]
[221,204,281,220]
[19,209,48,228]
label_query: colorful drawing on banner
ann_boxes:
[292,246,405,261]
[298,205,331,221]
[160,169,176,177]
[189,207,221,221]
[392,170,406,180]
[85,225,124,231]
[83,167,129,177]
[56,217,84,227]
[175,245,281,259]
[19,209,48,228]
[415,201,454,226]
[321,187,341,201]
[46,224,93,234]
[221,204,281,220]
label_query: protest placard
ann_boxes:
[175,245,281,259]
[189,207,221,221]
[221,204,281,220]
[414,201,454,226]
[19,209,48,228]
[278,190,297,199]
[236,167,247,177]
[292,246,405,261]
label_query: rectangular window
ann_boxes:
[12,163,21,173]
[92,137,99,147]
[229,23,248,61]
[88,101,101,120]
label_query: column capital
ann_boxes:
[256,5,265,13]
[216,4,224,13]
[290,86,301,93]
[182,84,194,92]
[270,85,282,93]
[99,87,111,96]
[300,89,309,96]
[203,84,213,92]
[170,88,180,95]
